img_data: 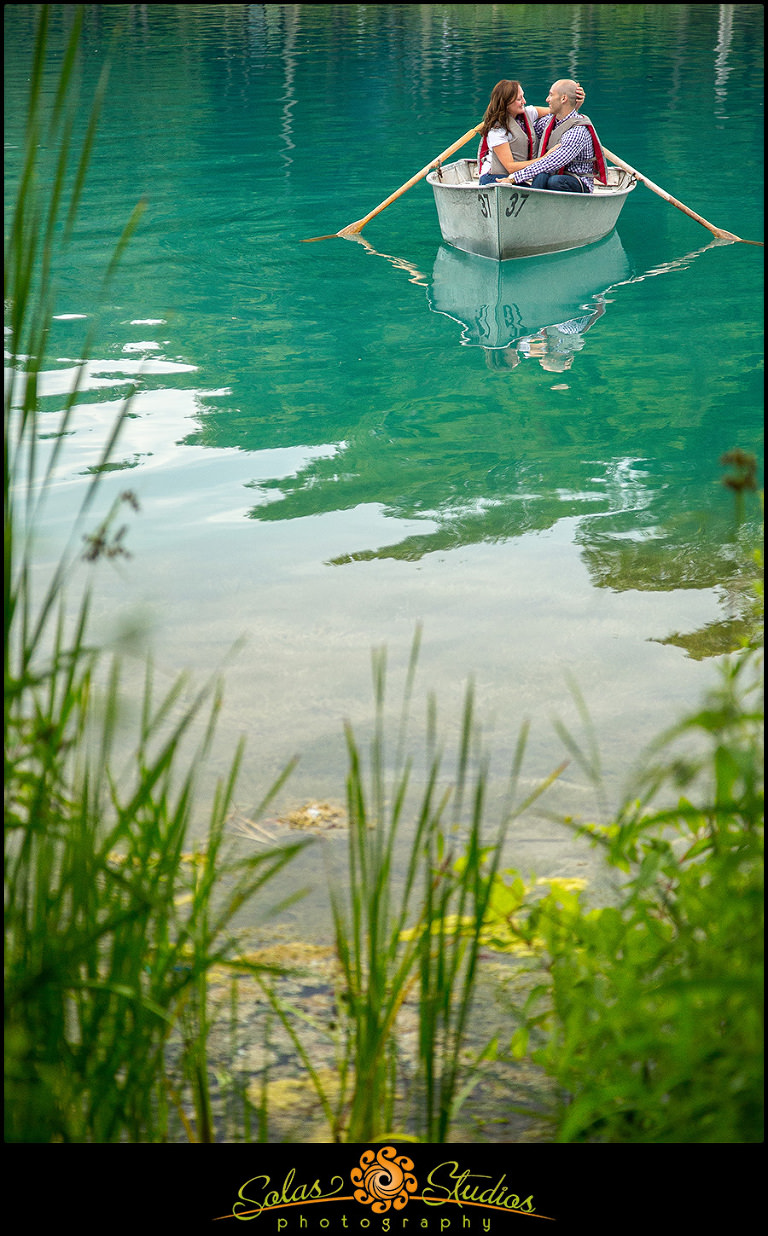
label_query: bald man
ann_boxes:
[502,79,607,194]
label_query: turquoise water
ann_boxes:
[5,6,764,860]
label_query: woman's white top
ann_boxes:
[479,105,540,175]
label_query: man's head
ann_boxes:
[540,352,574,373]
[547,79,579,117]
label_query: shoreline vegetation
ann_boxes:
[5,7,763,1144]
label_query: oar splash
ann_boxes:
[601,146,763,247]
[303,124,482,243]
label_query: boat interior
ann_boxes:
[429,159,635,193]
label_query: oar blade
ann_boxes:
[336,220,367,238]
[303,122,483,243]
[302,221,366,242]
[602,145,762,246]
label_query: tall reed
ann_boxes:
[5,5,305,1143]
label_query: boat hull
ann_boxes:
[427,158,636,260]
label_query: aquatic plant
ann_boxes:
[329,635,501,1143]
[484,650,764,1142]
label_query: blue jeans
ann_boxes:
[479,172,510,185]
[530,172,587,193]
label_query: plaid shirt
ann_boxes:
[510,110,597,193]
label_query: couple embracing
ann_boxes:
[478,78,607,195]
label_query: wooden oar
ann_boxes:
[303,124,482,242]
[602,146,763,246]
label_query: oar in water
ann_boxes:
[304,124,482,242]
[601,146,764,246]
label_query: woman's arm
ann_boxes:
[533,83,585,117]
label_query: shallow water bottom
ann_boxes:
[185,926,556,1144]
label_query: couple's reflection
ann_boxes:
[482,300,606,371]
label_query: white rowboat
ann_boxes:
[426,158,637,261]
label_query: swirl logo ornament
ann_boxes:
[351,1146,419,1214]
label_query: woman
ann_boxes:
[477,79,584,185]
[478,80,540,185]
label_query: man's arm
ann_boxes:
[504,143,561,174]
[503,126,591,184]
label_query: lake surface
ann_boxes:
[4,5,764,894]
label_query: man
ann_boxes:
[502,79,607,194]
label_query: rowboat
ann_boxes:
[426,157,636,260]
[427,229,631,349]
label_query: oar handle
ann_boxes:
[338,124,482,236]
[601,145,741,241]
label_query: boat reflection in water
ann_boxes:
[427,230,631,371]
